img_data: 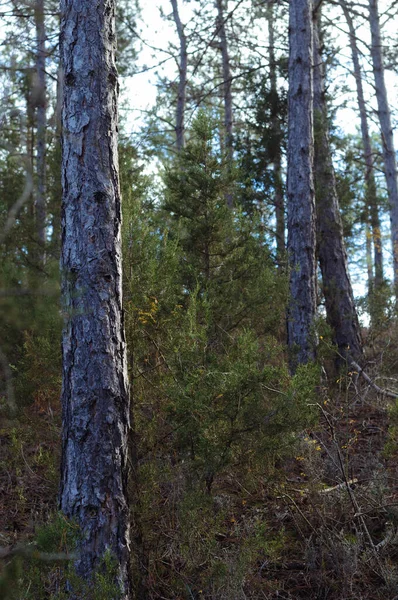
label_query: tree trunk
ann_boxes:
[55,64,63,140]
[59,0,132,596]
[171,0,187,151]
[216,0,233,182]
[370,200,383,288]
[34,0,46,262]
[286,0,317,371]
[313,12,362,361]
[341,1,383,290]
[267,0,285,267]
[365,221,374,290]
[368,0,398,295]
[50,64,63,252]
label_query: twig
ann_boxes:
[350,360,398,399]
[0,544,76,562]
[0,344,16,416]
[319,478,359,494]
[317,403,386,572]
[0,110,34,246]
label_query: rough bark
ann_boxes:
[59,0,132,596]
[267,0,285,267]
[286,0,317,371]
[170,0,187,151]
[34,0,46,262]
[368,0,398,294]
[313,13,362,361]
[341,1,383,289]
[216,0,233,167]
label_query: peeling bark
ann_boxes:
[313,13,362,361]
[59,0,132,595]
[368,0,398,294]
[170,0,187,151]
[286,0,317,371]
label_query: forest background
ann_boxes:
[2,0,398,599]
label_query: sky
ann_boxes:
[125,0,398,137]
[121,0,398,320]
[122,2,181,129]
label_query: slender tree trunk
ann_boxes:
[313,13,362,361]
[59,0,132,595]
[34,0,46,262]
[171,0,187,151]
[286,0,317,371]
[368,0,398,294]
[341,1,383,290]
[267,0,285,267]
[50,64,63,252]
[216,0,233,189]
[370,201,383,288]
[365,221,374,290]
[55,64,63,140]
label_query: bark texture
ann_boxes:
[341,1,383,289]
[368,0,398,293]
[59,0,132,595]
[267,0,285,266]
[313,14,362,361]
[216,0,233,164]
[34,0,47,261]
[171,0,187,151]
[287,0,317,371]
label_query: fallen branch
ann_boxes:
[319,478,359,494]
[350,361,398,399]
[0,544,76,562]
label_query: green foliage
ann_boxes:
[0,515,77,600]
[0,103,62,416]
[64,550,122,600]
[119,113,318,596]
[383,400,398,459]
[34,514,79,554]
[235,77,288,216]
[15,317,62,411]
[0,516,123,600]
[0,557,22,600]
[365,280,393,329]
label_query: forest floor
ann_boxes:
[1,350,398,599]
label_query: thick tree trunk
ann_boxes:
[59,0,132,596]
[341,1,383,290]
[313,14,362,361]
[286,0,317,371]
[216,0,233,170]
[267,0,285,267]
[171,0,187,151]
[34,0,46,262]
[368,0,398,294]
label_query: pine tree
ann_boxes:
[286,0,317,370]
[313,10,362,361]
[59,0,132,594]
